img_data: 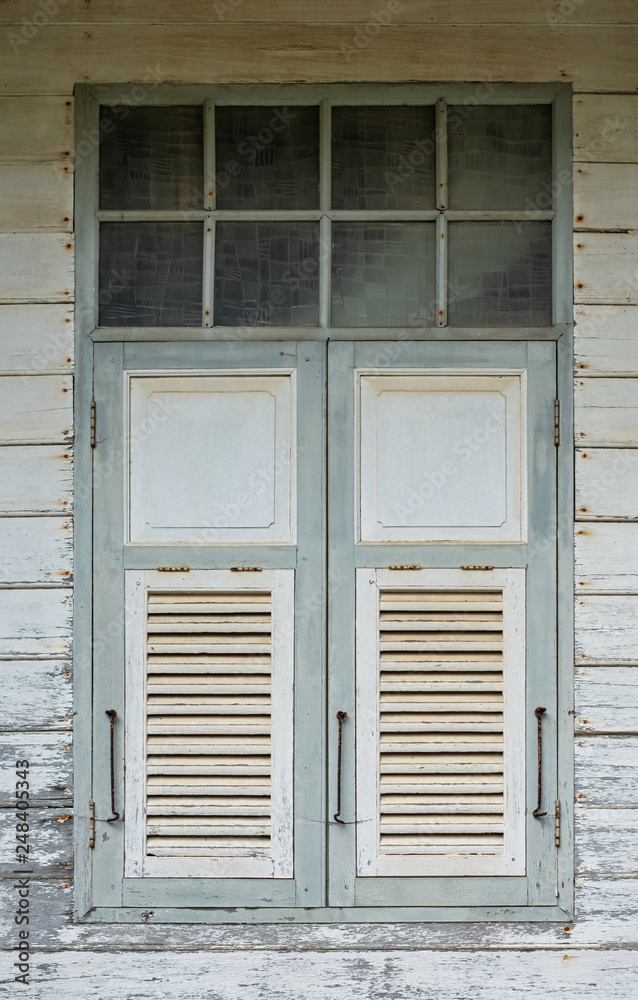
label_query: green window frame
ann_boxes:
[74,83,574,923]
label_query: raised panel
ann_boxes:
[128,373,295,543]
[358,373,524,542]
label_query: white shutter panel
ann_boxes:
[125,569,294,879]
[356,568,525,878]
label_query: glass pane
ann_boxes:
[99,223,203,326]
[99,107,204,210]
[214,223,320,326]
[448,223,552,326]
[448,105,552,210]
[331,223,436,327]
[332,106,436,210]
[215,107,319,210]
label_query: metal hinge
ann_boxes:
[89,800,95,849]
[90,400,96,449]
[554,801,561,847]
[554,398,560,447]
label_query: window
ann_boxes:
[76,84,573,922]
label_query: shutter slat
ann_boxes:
[377,588,505,857]
[144,590,273,859]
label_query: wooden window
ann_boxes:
[76,84,573,923]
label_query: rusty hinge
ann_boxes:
[90,400,96,449]
[157,566,190,573]
[461,565,494,571]
[554,801,561,848]
[554,398,560,447]
[231,566,263,572]
[89,800,95,849]
[388,564,421,571]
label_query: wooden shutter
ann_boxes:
[356,568,525,878]
[125,569,294,879]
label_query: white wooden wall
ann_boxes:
[0,3,637,996]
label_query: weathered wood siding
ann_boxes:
[0,1,636,995]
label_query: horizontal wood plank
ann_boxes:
[0,446,72,515]
[0,162,73,233]
[576,448,638,520]
[575,378,638,447]
[0,375,72,444]
[0,807,72,876]
[575,596,638,665]
[574,95,638,163]
[0,587,72,657]
[0,516,72,585]
[0,877,637,951]
[0,96,73,162]
[0,660,72,730]
[575,667,638,734]
[574,305,638,375]
[574,234,638,305]
[3,0,638,25]
[0,234,73,304]
[0,26,636,94]
[574,163,638,230]
[576,524,638,592]
[0,731,72,806]
[0,304,73,374]
[575,808,638,877]
[0,947,636,997]
[575,735,638,806]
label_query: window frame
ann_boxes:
[74,82,574,923]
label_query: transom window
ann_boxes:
[96,98,553,329]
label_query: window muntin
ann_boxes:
[96,100,553,329]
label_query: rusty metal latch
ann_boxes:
[105,710,120,823]
[555,801,561,847]
[89,800,95,849]
[334,711,347,825]
[554,398,560,447]
[533,707,547,818]
[90,400,96,449]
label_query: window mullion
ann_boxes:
[319,99,332,329]
[436,98,448,328]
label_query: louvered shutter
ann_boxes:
[356,568,525,877]
[125,569,294,879]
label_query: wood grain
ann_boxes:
[0,447,72,515]
[575,667,638,735]
[0,25,636,94]
[0,234,73,303]
[0,162,73,232]
[0,587,72,657]
[0,516,72,585]
[0,807,72,876]
[574,95,638,163]
[0,375,72,444]
[575,808,638,876]
[0,731,72,806]
[576,448,638,520]
[0,660,72,729]
[575,595,638,663]
[576,524,638,592]
[574,305,638,376]
[574,163,638,230]
[575,378,638,447]
[0,96,73,162]
[0,947,637,999]
[574,233,638,305]
[575,736,638,806]
[0,304,73,374]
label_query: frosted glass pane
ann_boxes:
[215,106,319,209]
[214,223,320,326]
[448,105,552,209]
[99,223,203,326]
[448,223,552,326]
[99,106,203,210]
[331,223,436,327]
[332,106,436,209]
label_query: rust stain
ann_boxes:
[562,926,573,934]
[57,814,71,823]
[578,363,589,369]
[61,883,70,888]
[579,507,588,513]
[580,718,591,725]
[562,954,575,961]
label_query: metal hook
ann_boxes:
[334,711,347,825]
[105,709,120,822]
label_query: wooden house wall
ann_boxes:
[0,2,637,995]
